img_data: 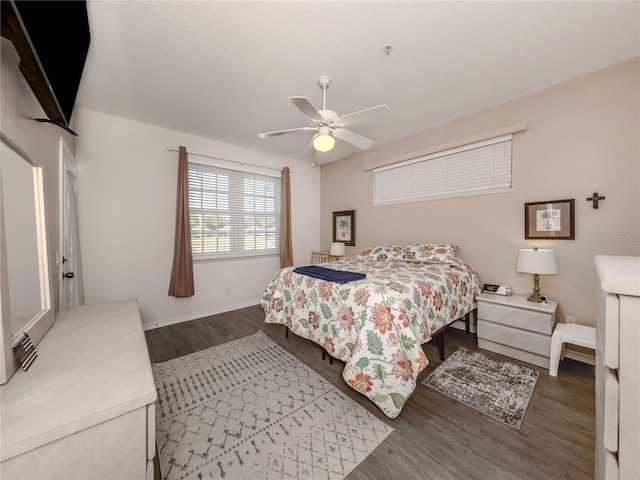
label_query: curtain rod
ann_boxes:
[167,147,292,174]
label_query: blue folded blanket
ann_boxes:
[293,265,366,284]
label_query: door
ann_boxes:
[59,138,84,309]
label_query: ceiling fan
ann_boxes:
[258,75,391,153]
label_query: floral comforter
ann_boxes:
[260,257,480,418]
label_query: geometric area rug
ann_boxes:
[421,346,539,430]
[152,331,392,480]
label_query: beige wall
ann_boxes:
[321,58,640,327]
[1,35,321,331]
[75,109,321,328]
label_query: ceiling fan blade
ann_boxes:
[333,128,375,150]
[289,96,322,120]
[258,126,315,138]
[304,138,314,155]
[337,104,391,127]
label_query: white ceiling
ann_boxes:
[76,1,639,165]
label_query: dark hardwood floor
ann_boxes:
[145,304,595,480]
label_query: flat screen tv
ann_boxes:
[1,0,90,135]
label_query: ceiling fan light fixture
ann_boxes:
[313,127,335,152]
[258,76,388,154]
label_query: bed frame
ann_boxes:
[315,308,477,365]
[431,310,475,360]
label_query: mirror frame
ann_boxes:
[0,133,55,384]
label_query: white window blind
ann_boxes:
[374,134,513,205]
[188,163,281,260]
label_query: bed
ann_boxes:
[260,244,481,418]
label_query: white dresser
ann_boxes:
[477,293,557,368]
[594,255,640,480]
[0,299,157,479]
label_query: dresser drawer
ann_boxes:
[594,255,640,480]
[146,459,154,480]
[478,302,554,335]
[147,404,155,460]
[478,320,551,357]
[597,291,620,370]
[596,351,619,453]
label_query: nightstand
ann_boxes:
[477,293,557,368]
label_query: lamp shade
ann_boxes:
[329,242,345,257]
[516,248,558,275]
[312,126,335,152]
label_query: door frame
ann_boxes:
[58,137,79,309]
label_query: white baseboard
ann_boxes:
[143,300,260,331]
[563,349,596,366]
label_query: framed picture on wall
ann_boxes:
[332,210,356,246]
[525,199,575,240]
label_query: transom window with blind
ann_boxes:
[188,163,281,260]
[374,134,513,205]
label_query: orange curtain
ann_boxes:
[280,167,293,268]
[168,146,195,297]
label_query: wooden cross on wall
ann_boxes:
[587,192,605,209]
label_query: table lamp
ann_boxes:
[329,242,346,259]
[516,247,558,302]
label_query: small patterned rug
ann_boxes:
[152,331,392,480]
[422,347,538,429]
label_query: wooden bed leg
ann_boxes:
[285,326,289,338]
[465,312,470,335]
[321,349,334,364]
[437,331,445,361]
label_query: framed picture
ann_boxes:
[333,210,356,246]
[525,199,575,240]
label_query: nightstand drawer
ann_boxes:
[478,339,550,369]
[478,320,551,357]
[478,302,554,335]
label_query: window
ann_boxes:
[373,134,513,205]
[188,163,281,259]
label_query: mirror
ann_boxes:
[0,133,54,384]
[1,141,42,331]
